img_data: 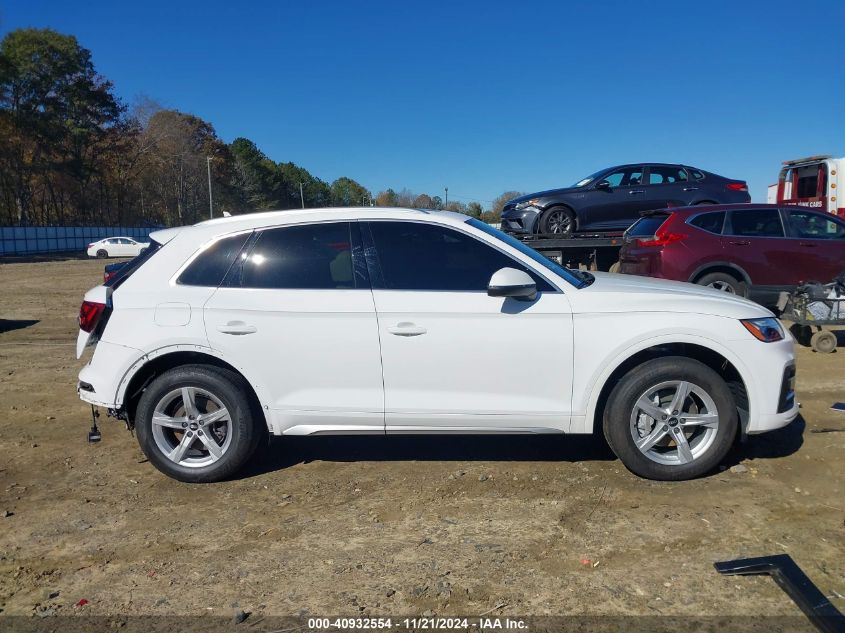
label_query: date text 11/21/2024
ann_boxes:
[306,617,528,630]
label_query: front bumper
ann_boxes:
[500,207,541,234]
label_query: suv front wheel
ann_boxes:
[135,365,263,483]
[603,357,737,480]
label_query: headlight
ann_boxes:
[741,317,784,342]
[514,199,541,211]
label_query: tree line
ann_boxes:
[0,28,518,227]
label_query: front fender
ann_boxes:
[574,328,755,435]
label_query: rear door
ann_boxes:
[203,221,385,433]
[721,208,794,284]
[782,207,845,281]
[642,165,693,209]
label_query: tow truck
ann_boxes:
[767,155,844,218]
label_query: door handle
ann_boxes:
[798,242,817,247]
[628,190,645,195]
[387,322,427,337]
[683,186,699,191]
[728,240,750,246]
[217,321,257,335]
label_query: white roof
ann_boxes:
[151,207,470,244]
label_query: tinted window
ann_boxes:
[106,240,162,289]
[688,168,705,180]
[369,221,554,292]
[689,211,725,234]
[648,166,688,185]
[179,232,251,286]
[787,209,845,240]
[601,166,644,188]
[627,216,669,237]
[238,222,355,290]
[728,209,784,237]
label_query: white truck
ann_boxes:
[767,155,844,218]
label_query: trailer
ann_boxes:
[515,232,624,272]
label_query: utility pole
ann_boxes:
[444,186,448,210]
[300,182,305,209]
[206,156,214,219]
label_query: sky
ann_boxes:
[2,0,844,206]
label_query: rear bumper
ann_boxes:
[78,340,144,408]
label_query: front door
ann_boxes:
[204,221,384,433]
[364,220,574,432]
[584,165,649,230]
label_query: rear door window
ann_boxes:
[689,211,725,234]
[727,209,784,237]
[234,222,361,290]
[647,166,688,185]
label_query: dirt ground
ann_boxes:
[0,258,843,624]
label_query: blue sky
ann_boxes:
[3,0,844,205]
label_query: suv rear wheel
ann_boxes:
[696,271,746,296]
[603,357,737,480]
[135,365,262,483]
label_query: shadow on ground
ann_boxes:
[239,433,615,479]
[724,414,806,466]
[238,416,806,480]
[0,318,39,334]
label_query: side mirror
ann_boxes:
[596,180,611,190]
[487,267,537,301]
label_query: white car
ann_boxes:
[86,237,150,258]
[75,208,798,483]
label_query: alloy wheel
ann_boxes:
[151,387,233,468]
[706,280,736,294]
[546,210,572,234]
[629,380,720,466]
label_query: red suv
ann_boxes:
[619,204,845,306]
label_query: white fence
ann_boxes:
[0,226,160,256]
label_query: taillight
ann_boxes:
[637,227,688,247]
[726,182,748,192]
[78,301,105,333]
[87,243,94,249]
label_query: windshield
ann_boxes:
[466,218,592,288]
[572,169,606,188]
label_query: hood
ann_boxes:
[507,187,582,206]
[573,272,773,319]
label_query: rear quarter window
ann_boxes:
[177,233,251,287]
[688,211,725,234]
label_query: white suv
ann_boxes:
[76,208,798,482]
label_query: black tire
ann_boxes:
[696,271,746,296]
[135,365,263,483]
[538,206,575,237]
[789,323,812,347]
[603,356,738,481]
[139,247,148,255]
[96,249,108,258]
